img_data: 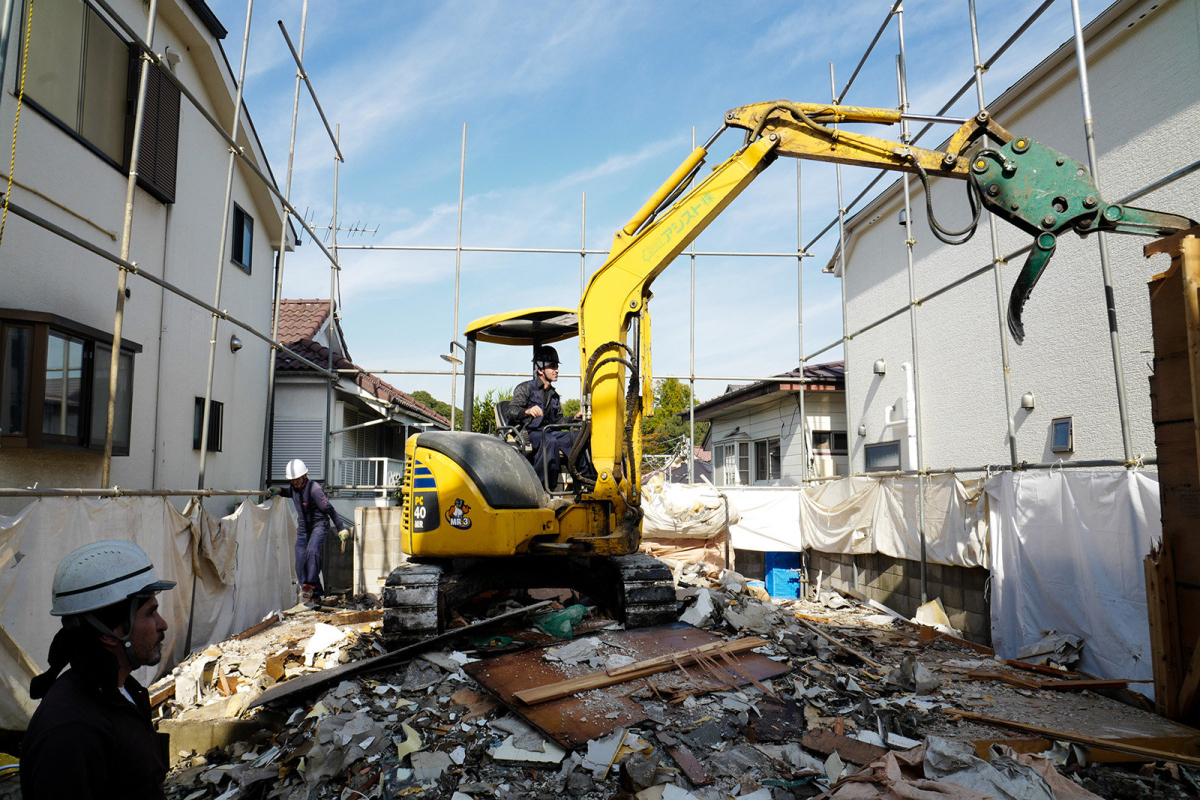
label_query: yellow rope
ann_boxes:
[0,0,34,252]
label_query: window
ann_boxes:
[0,311,137,453]
[865,440,901,472]
[812,430,848,455]
[232,205,253,272]
[754,437,781,482]
[194,398,223,452]
[23,0,179,201]
[1051,416,1073,453]
[715,440,750,486]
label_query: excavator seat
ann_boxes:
[493,400,534,457]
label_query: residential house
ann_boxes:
[0,0,292,513]
[270,299,449,522]
[833,0,1199,475]
[693,362,847,486]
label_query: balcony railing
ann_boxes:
[330,457,404,497]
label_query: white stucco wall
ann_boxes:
[0,0,285,511]
[841,0,1200,473]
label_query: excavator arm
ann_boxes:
[575,100,1194,537]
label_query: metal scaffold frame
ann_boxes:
[0,0,1194,517]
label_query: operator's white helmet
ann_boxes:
[51,540,176,617]
[285,459,308,480]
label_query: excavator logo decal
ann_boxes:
[411,461,439,532]
[445,498,472,530]
[642,193,715,262]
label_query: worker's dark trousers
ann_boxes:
[295,523,328,597]
[531,429,576,489]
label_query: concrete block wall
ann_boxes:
[809,551,991,645]
[353,507,408,595]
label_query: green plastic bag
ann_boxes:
[533,604,588,639]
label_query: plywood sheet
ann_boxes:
[465,622,790,748]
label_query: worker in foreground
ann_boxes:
[22,540,175,800]
[507,344,580,489]
[276,458,347,603]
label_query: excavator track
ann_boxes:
[381,561,444,643]
[380,554,679,644]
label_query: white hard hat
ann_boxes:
[285,459,308,480]
[51,540,176,617]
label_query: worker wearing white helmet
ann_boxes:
[273,458,347,603]
[22,540,176,800]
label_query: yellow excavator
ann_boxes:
[383,101,1194,640]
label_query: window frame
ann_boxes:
[715,439,751,486]
[193,397,224,452]
[0,309,139,454]
[20,0,179,204]
[811,429,849,456]
[1051,416,1073,453]
[864,440,902,473]
[232,205,254,273]
[753,436,781,483]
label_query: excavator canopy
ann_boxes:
[465,307,578,346]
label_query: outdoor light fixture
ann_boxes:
[229,335,243,353]
[898,209,907,226]
[858,424,867,437]
[440,340,466,366]
[1021,391,1035,410]
[873,359,886,376]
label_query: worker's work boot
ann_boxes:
[300,584,314,600]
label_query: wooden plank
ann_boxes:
[1004,659,1074,679]
[0,621,42,679]
[514,637,768,705]
[800,729,890,766]
[1040,679,1132,692]
[664,743,712,787]
[950,710,1200,768]
[334,608,384,626]
[792,614,883,669]
[148,680,176,708]
[465,622,790,749]
[233,611,283,641]
[249,600,551,709]
[1178,632,1200,716]
[965,670,1043,691]
[1146,543,1183,718]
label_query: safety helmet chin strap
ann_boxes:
[79,595,142,653]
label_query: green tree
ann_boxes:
[471,388,514,434]
[562,398,581,419]
[410,390,462,430]
[640,378,709,459]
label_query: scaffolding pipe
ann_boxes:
[337,243,809,258]
[796,158,807,484]
[102,0,159,488]
[0,197,335,379]
[831,61,854,501]
[835,0,902,104]
[1070,0,1134,464]
[277,19,344,162]
[0,488,269,498]
[896,11,930,605]
[326,125,341,484]
[689,127,697,483]
[197,0,255,491]
[969,0,1020,468]
[450,124,466,430]
[0,0,15,108]
[265,0,309,488]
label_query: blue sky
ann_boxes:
[206,0,1109,406]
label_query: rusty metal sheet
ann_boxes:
[464,621,790,748]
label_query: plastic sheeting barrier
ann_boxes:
[988,470,1160,693]
[641,475,738,539]
[0,496,296,729]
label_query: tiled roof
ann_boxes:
[688,360,845,419]
[274,300,450,428]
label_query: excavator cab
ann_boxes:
[458,307,583,492]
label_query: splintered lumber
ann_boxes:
[792,614,883,670]
[966,670,1043,691]
[800,729,890,765]
[950,710,1200,768]
[1004,659,1075,678]
[232,611,283,641]
[250,600,551,709]
[513,637,768,706]
[1040,678,1133,692]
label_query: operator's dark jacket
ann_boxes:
[507,378,563,429]
[22,638,168,799]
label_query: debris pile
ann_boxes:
[153,566,1200,800]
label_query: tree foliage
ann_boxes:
[640,378,709,458]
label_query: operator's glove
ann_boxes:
[266,486,279,498]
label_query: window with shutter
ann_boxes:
[137,64,181,204]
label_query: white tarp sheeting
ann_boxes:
[640,475,739,539]
[0,496,296,729]
[988,470,1160,689]
[725,475,986,567]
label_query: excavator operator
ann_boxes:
[506,344,579,488]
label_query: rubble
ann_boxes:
[149,567,1200,800]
